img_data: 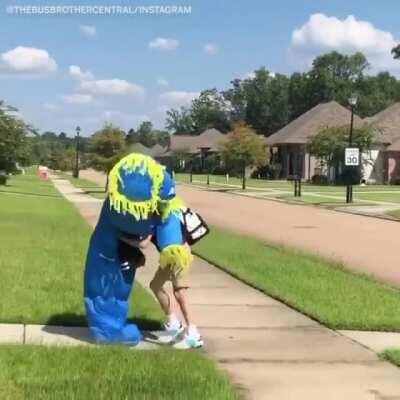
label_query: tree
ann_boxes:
[90,123,126,174]
[126,128,139,145]
[288,72,311,120]
[306,51,369,107]
[135,121,156,147]
[165,107,195,135]
[222,78,247,123]
[308,124,375,183]
[222,68,289,136]
[152,129,170,147]
[190,89,231,133]
[219,122,268,188]
[243,69,289,135]
[0,101,31,172]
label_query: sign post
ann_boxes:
[345,147,360,203]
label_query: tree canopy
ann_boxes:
[219,122,268,174]
[0,101,32,172]
[165,51,400,136]
[90,123,127,173]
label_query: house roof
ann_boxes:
[151,143,168,157]
[168,128,227,154]
[128,142,167,158]
[129,142,154,156]
[387,137,400,151]
[266,101,364,146]
[366,102,400,145]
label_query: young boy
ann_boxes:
[149,241,203,349]
[120,230,203,349]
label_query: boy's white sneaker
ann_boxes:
[172,327,203,349]
[156,322,184,344]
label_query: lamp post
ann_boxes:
[242,159,246,190]
[346,95,358,203]
[73,126,81,178]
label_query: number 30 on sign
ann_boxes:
[345,148,360,166]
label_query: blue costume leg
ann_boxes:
[83,201,141,344]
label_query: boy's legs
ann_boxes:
[150,267,182,334]
[172,272,203,348]
[150,267,171,316]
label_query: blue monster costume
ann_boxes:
[84,153,191,344]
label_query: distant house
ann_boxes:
[266,101,367,181]
[366,103,400,183]
[164,128,228,169]
[168,128,227,154]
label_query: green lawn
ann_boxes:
[0,345,237,400]
[381,349,400,367]
[192,227,400,331]
[0,171,162,327]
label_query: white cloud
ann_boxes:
[80,79,145,96]
[0,46,57,74]
[289,13,400,75]
[203,43,219,55]
[159,90,199,107]
[62,94,94,105]
[149,37,179,51]
[69,65,94,81]
[80,25,96,37]
[157,78,169,86]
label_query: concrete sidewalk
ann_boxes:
[51,177,400,400]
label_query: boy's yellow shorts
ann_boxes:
[151,265,189,291]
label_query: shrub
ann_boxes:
[311,174,328,185]
[337,167,362,185]
[0,173,8,185]
[390,177,400,185]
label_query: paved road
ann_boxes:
[80,169,400,287]
[66,171,400,399]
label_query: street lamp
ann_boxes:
[346,95,358,203]
[73,126,81,178]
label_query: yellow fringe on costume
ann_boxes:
[159,244,193,272]
[158,196,184,221]
[108,153,165,220]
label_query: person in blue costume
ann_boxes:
[84,153,191,344]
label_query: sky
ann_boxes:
[1,0,400,136]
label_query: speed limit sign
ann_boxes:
[345,148,360,166]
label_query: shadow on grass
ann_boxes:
[46,313,162,331]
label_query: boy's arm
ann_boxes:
[137,234,152,249]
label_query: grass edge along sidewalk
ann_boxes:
[382,349,400,367]
[0,172,238,400]
[192,226,400,332]
[66,172,400,332]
